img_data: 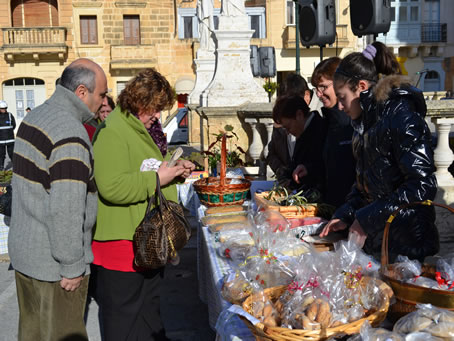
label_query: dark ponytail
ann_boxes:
[371,41,402,76]
[334,53,378,91]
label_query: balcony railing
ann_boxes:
[1,27,67,61]
[283,25,349,49]
[110,44,158,69]
[2,27,66,46]
[421,23,447,43]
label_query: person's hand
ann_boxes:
[157,161,185,186]
[60,276,83,292]
[349,219,367,248]
[319,218,348,237]
[292,164,308,183]
[176,160,196,178]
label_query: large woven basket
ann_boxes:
[193,135,251,207]
[239,277,392,341]
[380,200,454,322]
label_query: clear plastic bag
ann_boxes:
[436,256,454,291]
[220,271,253,304]
[393,304,454,338]
[351,321,405,341]
[391,255,422,281]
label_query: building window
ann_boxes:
[286,0,295,25]
[178,8,199,39]
[117,81,127,96]
[177,7,266,39]
[124,15,140,45]
[80,15,98,44]
[394,0,420,23]
[248,7,266,39]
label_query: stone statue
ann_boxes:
[221,0,246,17]
[197,0,215,51]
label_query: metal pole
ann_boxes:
[295,0,300,74]
[320,46,323,62]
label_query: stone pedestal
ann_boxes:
[203,15,268,107]
[431,116,454,186]
[189,50,216,106]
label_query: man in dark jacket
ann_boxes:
[266,73,323,188]
[272,95,327,194]
[0,100,16,170]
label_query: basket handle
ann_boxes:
[220,134,226,187]
[381,200,454,267]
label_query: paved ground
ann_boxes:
[0,215,216,341]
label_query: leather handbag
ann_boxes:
[133,175,191,269]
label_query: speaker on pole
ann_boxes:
[350,0,391,37]
[258,47,276,78]
[298,0,336,48]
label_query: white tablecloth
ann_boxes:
[197,210,255,341]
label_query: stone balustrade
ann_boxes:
[1,27,67,61]
[238,98,454,184]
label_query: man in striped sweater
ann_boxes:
[9,58,107,341]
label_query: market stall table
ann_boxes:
[197,223,255,341]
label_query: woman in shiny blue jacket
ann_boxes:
[320,51,439,263]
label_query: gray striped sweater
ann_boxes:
[8,85,98,281]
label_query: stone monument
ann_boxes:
[189,0,216,106]
[202,0,268,107]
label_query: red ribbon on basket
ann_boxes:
[435,271,454,290]
[287,277,330,298]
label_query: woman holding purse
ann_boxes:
[92,68,194,340]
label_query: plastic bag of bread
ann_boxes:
[393,304,454,338]
[436,256,454,291]
[231,210,296,289]
[221,271,252,304]
[215,229,253,245]
[201,212,248,227]
[405,332,443,341]
[348,321,404,341]
[205,204,245,216]
[389,255,422,281]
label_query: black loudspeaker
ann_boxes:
[250,45,260,77]
[350,0,391,37]
[259,46,276,78]
[299,0,336,47]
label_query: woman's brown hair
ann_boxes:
[118,68,175,115]
[311,57,341,87]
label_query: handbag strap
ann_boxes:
[144,173,169,216]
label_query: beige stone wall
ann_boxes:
[0,0,195,106]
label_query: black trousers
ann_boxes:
[0,143,13,170]
[94,265,169,341]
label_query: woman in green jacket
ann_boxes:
[92,68,194,341]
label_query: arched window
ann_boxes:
[11,0,59,27]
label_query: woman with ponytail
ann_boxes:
[320,47,439,263]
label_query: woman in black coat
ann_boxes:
[321,52,439,263]
[311,57,356,208]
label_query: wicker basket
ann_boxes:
[239,277,392,341]
[254,192,318,219]
[380,201,454,322]
[194,134,251,207]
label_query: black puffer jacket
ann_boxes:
[334,75,439,262]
